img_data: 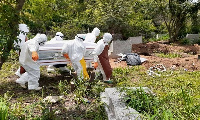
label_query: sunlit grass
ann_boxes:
[112,66,200,119]
[0,51,199,119]
[155,53,182,58]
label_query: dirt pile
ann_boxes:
[110,41,200,71]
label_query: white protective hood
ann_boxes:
[33,34,47,45]
[92,27,100,37]
[14,24,29,49]
[103,33,112,45]
[19,24,29,33]
[84,27,100,43]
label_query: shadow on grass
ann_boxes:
[0,72,73,97]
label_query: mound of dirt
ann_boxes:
[110,42,200,71]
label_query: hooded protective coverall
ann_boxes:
[92,33,112,81]
[62,34,89,79]
[84,27,100,43]
[50,32,64,42]
[14,24,29,77]
[16,34,47,90]
[14,24,29,51]
[84,27,100,68]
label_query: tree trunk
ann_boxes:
[16,0,26,11]
[0,57,5,70]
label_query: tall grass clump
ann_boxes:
[124,87,173,119]
[0,96,17,120]
[0,98,8,120]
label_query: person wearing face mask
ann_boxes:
[50,32,64,42]
[92,33,113,83]
[16,33,47,90]
[47,32,70,72]
[62,34,89,79]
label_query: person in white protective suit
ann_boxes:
[14,24,29,77]
[14,24,29,50]
[16,34,47,90]
[47,32,70,72]
[92,33,113,83]
[62,34,89,79]
[84,27,100,43]
[50,32,64,42]
[83,27,100,68]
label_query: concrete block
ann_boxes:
[186,34,200,40]
[101,87,151,120]
[109,36,142,58]
[186,34,200,44]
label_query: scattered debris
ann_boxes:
[147,64,166,77]
[43,96,64,103]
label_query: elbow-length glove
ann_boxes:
[32,51,39,61]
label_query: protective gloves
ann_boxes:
[32,51,39,61]
[63,53,70,60]
[92,62,98,69]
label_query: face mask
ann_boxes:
[76,35,85,41]
[39,42,45,46]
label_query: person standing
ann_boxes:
[16,34,47,90]
[92,33,113,83]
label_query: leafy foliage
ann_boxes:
[0,0,25,69]
[154,0,200,42]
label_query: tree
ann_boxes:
[22,0,87,39]
[85,0,155,39]
[189,1,200,34]
[155,0,200,42]
[0,0,26,69]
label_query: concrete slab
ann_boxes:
[101,87,151,120]
[109,36,142,58]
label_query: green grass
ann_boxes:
[113,66,200,119]
[155,53,181,58]
[0,52,199,119]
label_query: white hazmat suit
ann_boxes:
[16,34,47,90]
[92,33,112,81]
[84,27,100,68]
[14,24,29,50]
[14,24,29,77]
[62,34,89,79]
[50,32,64,42]
[84,27,100,43]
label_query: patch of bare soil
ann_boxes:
[110,41,200,71]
